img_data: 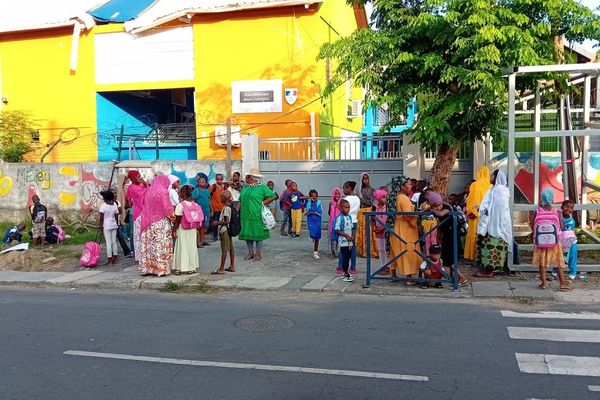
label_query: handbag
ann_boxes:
[261,205,276,230]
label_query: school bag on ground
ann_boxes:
[80,241,100,267]
[181,201,204,230]
[227,205,241,237]
[55,225,66,243]
[533,208,561,249]
[31,203,47,223]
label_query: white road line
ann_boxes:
[515,353,600,377]
[63,350,429,382]
[501,310,600,320]
[589,385,600,392]
[508,327,600,343]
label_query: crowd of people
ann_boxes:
[1,166,579,292]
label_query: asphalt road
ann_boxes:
[1,288,599,400]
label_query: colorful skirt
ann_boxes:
[476,235,508,271]
[356,207,378,258]
[133,216,142,261]
[139,217,173,276]
[532,245,565,269]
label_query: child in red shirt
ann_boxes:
[420,244,445,288]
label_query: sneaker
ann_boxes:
[434,282,444,288]
[313,251,320,260]
[342,275,355,282]
[335,267,343,276]
[568,274,576,281]
[124,253,133,258]
[281,232,288,236]
[349,268,357,276]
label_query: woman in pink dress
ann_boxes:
[328,187,342,257]
[125,170,147,261]
[138,175,174,276]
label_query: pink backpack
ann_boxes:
[181,201,204,230]
[55,224,65,243]
[80,242,100,267]
[534,208,561,249]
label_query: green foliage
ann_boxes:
[0,110,37,162]
[161,280,216,294]
[320,0,600,150]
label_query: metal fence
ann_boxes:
[364,210,461,291]
[258,135,403,161]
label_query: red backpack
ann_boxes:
[80,242,100,267]
[181,201,204,230]
[533,208,561,249]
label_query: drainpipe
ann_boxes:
[69,14,95,72]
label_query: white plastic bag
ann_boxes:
[261,205,276,230]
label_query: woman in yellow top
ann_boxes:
[464,166,493,260]
[387,175,420,282]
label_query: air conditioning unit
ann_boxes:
[214,125,242,146]
[347,99,362,118]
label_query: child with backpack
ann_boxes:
[212,190,236,274]
[334,199,355,282]
[287,182,305,238]
[328,188,342,258]
[560,199,578,280]
[29,195,47,246]
[172,185,200,275]
[531,189,571,291]
[99,190,120,264]
[305,189,323,260]
[45,217,65,245]
[3,223,25,245]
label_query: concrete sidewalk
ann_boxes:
[0,229,598,304]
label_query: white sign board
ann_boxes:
[232,80,282,113]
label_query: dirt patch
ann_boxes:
[0,245,80,272]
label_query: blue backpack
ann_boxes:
[331,214,346,242]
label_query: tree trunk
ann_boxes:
[429,143,459,197]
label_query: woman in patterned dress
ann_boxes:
[138,175,174,276]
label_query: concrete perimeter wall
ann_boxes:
[0,160,241,225]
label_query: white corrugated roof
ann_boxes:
[124,0,322,33]
[0,0,108,34]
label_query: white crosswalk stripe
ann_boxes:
[502,310,600,380]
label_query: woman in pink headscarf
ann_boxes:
[125,170,147,261]
[138,175,174,276]
[328,187,342,257]
[373,189,390,275]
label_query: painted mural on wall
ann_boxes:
[491,152,600,204]
[0,160,242,223]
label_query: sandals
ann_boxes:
[559,285,573,292]
[174,270,181,275]
[538,283,547,289]
[254,255,263,261]
[225,267,236,272]
[211,270,225,275]
[244,254,254,261]
[459,278,469,285]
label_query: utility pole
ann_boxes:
[226,117,232,180]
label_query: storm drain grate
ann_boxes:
[235,315,295,332]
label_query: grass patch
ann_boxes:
[63,229,98,246]
[161,280,216,294]
[52,247,81,259]
[513,296,535,305]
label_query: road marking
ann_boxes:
[508,327,600,343]
[501,310,600,320]
[64,350,429,382]
[515,353,600,377]
[589,385,600,392]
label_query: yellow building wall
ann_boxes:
[193,0,363,160]
[0,27,98,162]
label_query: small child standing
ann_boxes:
[328,188,342,257]
[532,189,571,291]
[212,190,235,274]
[560,199,578,280]
[172,185,200,275]
[29,195,47,246]
[335,199,355,282]
[373,189,389,275]
[343,181,360,275]
[279,179,293,236]
[267,181,278,221]
[99,190,120,264]
[419,244,445,289]
[305,189,323,259]
[288,182,305,238]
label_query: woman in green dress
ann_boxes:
[239,168,277,261]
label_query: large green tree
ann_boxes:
[0,110,37,163]
[320,0,599,194]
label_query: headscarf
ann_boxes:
[127,170,140,181]
[541,188,554,206]
[329,188,342,234]
[427,192,443,206]
[386,175,410,251]
[140,175,173,232]
[357,172,374,208]
[373,189,387,202]
[466,166,493,217]
[168,174,179,186]
[196,172,208,187]
[477,169,512,244]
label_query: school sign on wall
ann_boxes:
[231,80,282,113]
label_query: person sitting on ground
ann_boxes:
[29,195,48,246]
[3,223,26,245]
[420,244,446,289]
[45,217,64,245]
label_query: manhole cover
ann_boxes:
[235,315,295,332]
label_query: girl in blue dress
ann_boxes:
[305,190,323,260]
